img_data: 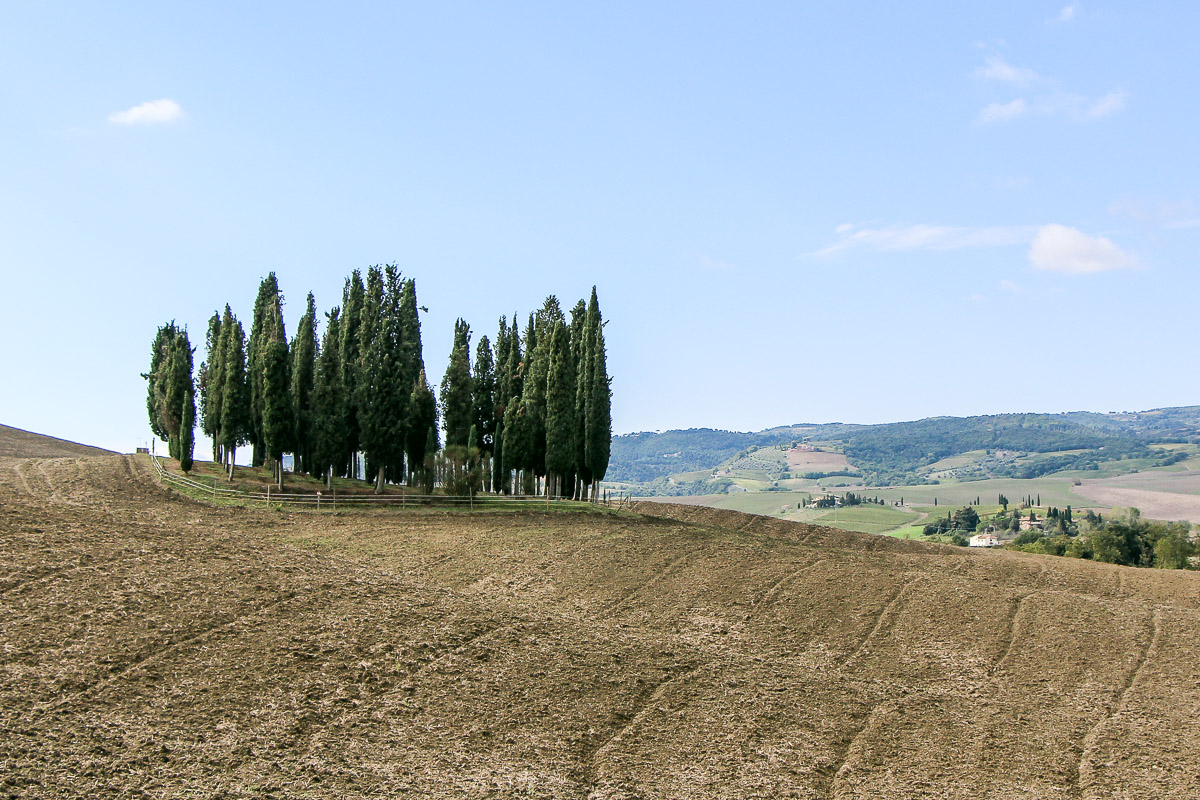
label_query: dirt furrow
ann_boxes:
[842,579,916,667]
[587,663,700,782]
[33,591,303,714]
[1076,605,1162,797]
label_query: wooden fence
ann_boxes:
[146,455,615,510]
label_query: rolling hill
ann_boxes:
[2,446,1198,798]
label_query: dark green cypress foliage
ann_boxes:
[311,307,343,487]
[144,321,179,445]
[199,311,223,462]
[397,278,426,478]
[357,266,389,489]
[338,271,365,478]
[503,397,535,494]
[440,319,473,448]
[472,335,495,455]
[544,321,574,497]
[290,292,318,475]
[472,335,496,492]
[219,316,250,478]
[584,287,612,489]
[569,300,587,497]
[179,383,195,472]
[247,273,281,467]
[164,328,195,461]
[260,286,292,486]
[407,369,438,487]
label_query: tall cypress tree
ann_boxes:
[260,286,292,487]
[219,315,251,479]
[179,384,196,473]
[164,328,195,461]
[144,321,179,447]
[544,321,575,498]
[407,369,438,488]
[569,299,588,498]
[440,319,473,448]
[199,311,224,462]
[584,287,612,496]
[247,273,281,467]
[338,271,365,478]
[472,335,495,452]
[311,307,343,488]
[290,292,318,475]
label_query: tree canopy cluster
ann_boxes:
[145,269,611,500]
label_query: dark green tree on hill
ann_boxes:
[311,307,344,488]
[338,271,366,478]
[440,319,473,448]
[143,323,196,467]
[217,310,250,479]
[198,311,224,463]
[290,292,318,476]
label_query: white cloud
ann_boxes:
[108,98,183,125]
[999,279,1025,295]
[977,98,1028,124]
[1087,90,1126,118]
[977,56,1040,85]
[698,254,736,272]
[1058,5,1077,22]
[813,223,1034,256]
[1028,224,1137,273]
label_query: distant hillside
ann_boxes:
[0,424,114,459]
[610,407,1200,488]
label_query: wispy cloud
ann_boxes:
[1028,224,1138,273]
[1057,5,1077,22]
[812,223,1034,256]
[977,55,1040,85]
[108,98,183,125]
[999,279,1025,295]
[1086,90,1126,118]
[977,98,1028,124]
[697,253,736,272]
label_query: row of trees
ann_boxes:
[438,290,611,499]
[144,269,611,498]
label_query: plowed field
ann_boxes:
[2,452,1198,799]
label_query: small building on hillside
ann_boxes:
[969,533,1000,548]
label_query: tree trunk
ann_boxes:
[375,465,385,494]
[326,465,333,491]
[227,445,236,481]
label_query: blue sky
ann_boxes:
[2,2,1198,453]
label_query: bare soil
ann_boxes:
[1073,470,1200,523]
[0,424,114,459]
[785,448,852,474]
[2,450,1198,798]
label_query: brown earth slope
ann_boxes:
[0,424,114,459]
[1,454,1198,799]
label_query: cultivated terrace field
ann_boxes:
[3,447,1200,798]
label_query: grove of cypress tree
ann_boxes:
[440,319,473,448]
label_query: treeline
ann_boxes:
[143,267,611,499]
[1006,508,1195,569]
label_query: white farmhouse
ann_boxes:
[969,533,1000,548]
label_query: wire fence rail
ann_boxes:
[146,455,620,510]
